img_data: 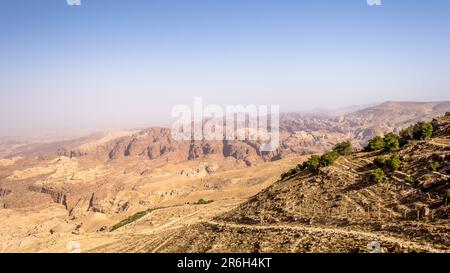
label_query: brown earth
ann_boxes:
[0,102,449,253]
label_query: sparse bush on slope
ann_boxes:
[365,136,385,152]
[400,121,433,145]
[413,122,433,140]
[383,133,400,153]
[194,198,214,205]
[428,161,441,171]
[333,141,352,155]
[405,176,414,184]
[280,148,342,180]
[110,210,150,232]
[319,150,340,167]
[369,168,385,183]
[110,207,166,231]
[373,154,400,173]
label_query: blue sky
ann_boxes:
[1,0,449,137]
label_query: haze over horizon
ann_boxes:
[1,0,450,138]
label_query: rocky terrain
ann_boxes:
[149,113,450,253]
[0,101,449,253]
[3,102,449,165]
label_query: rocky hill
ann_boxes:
[0,102,449,253]
[143,113,450,253]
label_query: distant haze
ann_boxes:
[1,0,449,138]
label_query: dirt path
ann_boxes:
[206,220,443,253]
[429,138,450,147]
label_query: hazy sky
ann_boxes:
[1,0,450,138]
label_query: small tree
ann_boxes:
[370,168,385,183]
[387,154,401,171]
[320,151,340,167]
[373,156,388,169]
[413,122,433,140]
[195,199,213,205]
[400,125,414,146]
[373,154,400,172]
[333,141,352,156]
[400,121,433,145]
[365,136,385,151]
[305,155,321,171]
[383,133,399,153]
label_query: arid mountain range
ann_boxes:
[3,101,449,163]
[0,101,449,252]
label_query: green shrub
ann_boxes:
[429,161,441,171]
[400,121,433,145]
[373,156,388,168]
[370,168,385,183]
[387,154,401,171]
[110,206,170,231]
[305,155,321,171]
[383,133,400,153]
[365,136,385,151]
[412,122,433,140]
[446,189,450,199]
[399,126,414,146]
[111,210,151,231]
[320,151,340,167]
[281,164,302,180]
[281,148,343,179]
[333,141,352,155]
[405,176,414,184]
[373,154,400,172]
[194,198,214,205]
[281,170,294,180]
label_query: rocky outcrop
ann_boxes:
[28,185,68,210]
[432,112,450,137]
[0,188,12,197]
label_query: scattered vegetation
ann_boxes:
[280,165,302,180]
[446,189,450,199]
[194,198,214,205]
[383,133,400,153]
[333,141,352,155]
[319,150,340,167]
[280,141,351,179]
[421,174,431,181]
[405,176,414,184]
[373,154,400,173]
[428,161,441,172]
[365,136,385,152]
[365,133,399,153]
[110,204,186,231]
[365,120,434,153]
[373,156,387,168]
[110,208,156,232]
[303,155,321,171]
[400,121,433,145]
[369,168,385,183]
[369,154,399,183]
[413,122,433,140]
[387,154,401,172]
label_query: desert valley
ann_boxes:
[0,101,449,253]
